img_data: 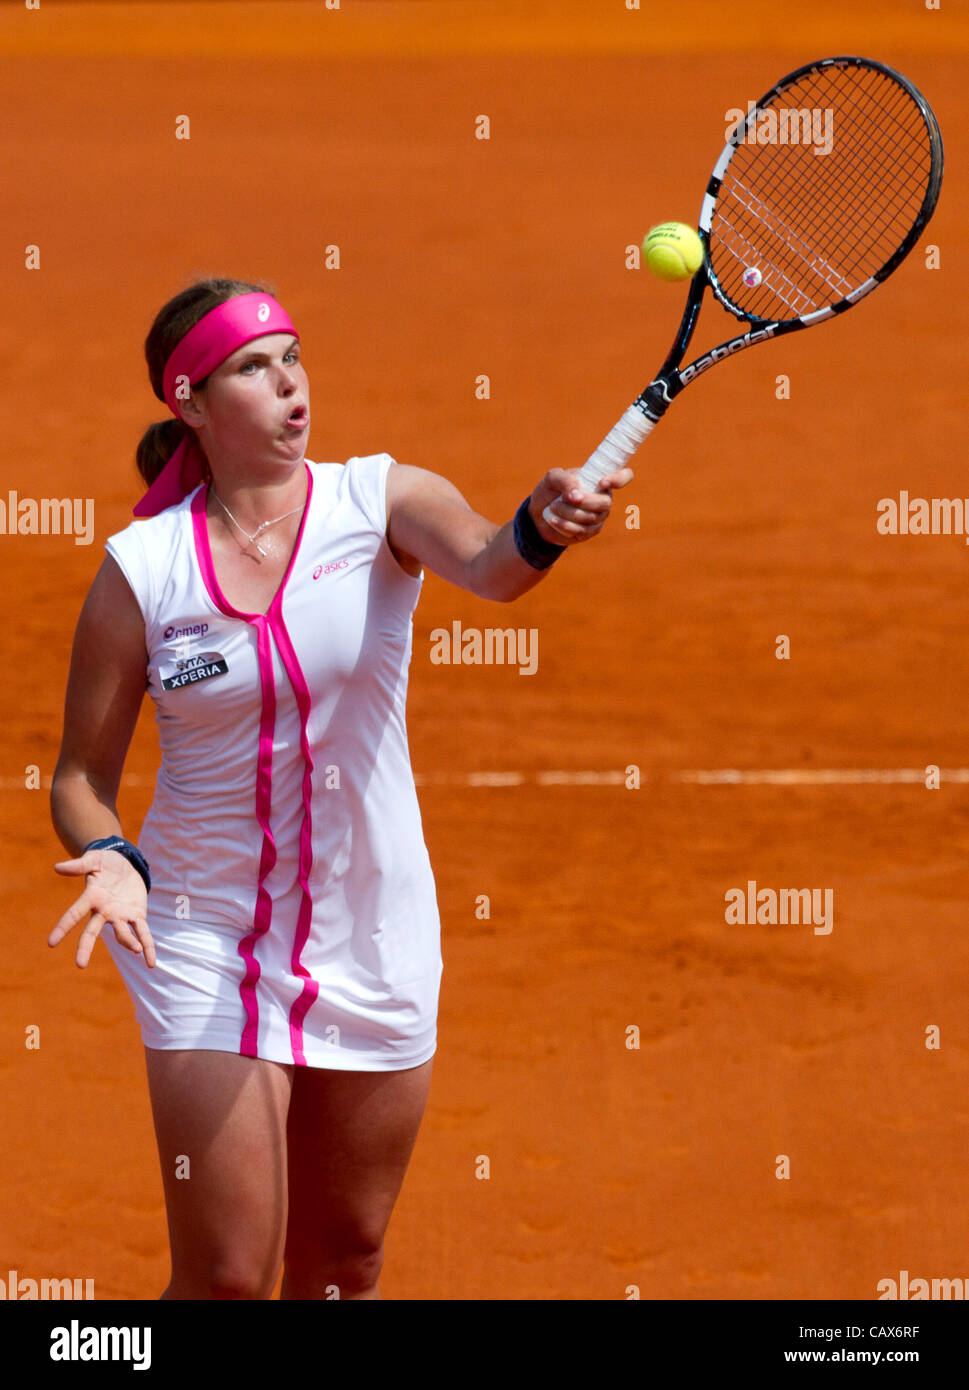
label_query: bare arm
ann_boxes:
[51,554,148,851]
[49,555,155,967]
[385,463,632,602]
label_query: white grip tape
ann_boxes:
[542,404,655,524]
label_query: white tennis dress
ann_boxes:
[101,454,443,1070]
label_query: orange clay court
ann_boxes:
[1,1,967,1300]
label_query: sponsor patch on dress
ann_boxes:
[160,651,229,691]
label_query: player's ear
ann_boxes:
[178,391,206,426]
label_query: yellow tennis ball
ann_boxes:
[642,222,704,282]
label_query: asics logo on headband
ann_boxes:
[257,302,271,322]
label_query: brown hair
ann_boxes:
[135,275,276,488]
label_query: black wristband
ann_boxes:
[83,837,151,894]
[513,496,566,571]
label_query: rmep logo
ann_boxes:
[163,621,209,640]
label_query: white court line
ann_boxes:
[414,769,963,788]
[4,770,966,790]
[670,769,968,786]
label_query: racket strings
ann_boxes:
[779,69,929,257]
[716,74,931,313]
[715,182,854,313]
[710,61,937,320]
[724,78,927,303]
[746,66,930,267]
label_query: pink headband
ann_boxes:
[133,292,299,517]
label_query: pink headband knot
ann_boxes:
[133,292,298,517]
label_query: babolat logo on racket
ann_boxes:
[679,327,777,384]
[161,651,229,690]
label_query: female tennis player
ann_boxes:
[47,276,631,1301]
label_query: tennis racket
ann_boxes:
[544,55,944,524]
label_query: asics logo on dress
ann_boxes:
[163,622,210,640]
[313,559,349,579]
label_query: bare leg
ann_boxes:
[280,1058,433,1300]
[144,1047,293,1299]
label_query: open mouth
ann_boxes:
[286,406,308,429]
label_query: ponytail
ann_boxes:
[135,418,199,489]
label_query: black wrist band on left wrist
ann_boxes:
[83,837,152,894]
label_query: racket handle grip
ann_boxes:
[541,402,657,525]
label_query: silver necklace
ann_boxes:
[211,486,306,558]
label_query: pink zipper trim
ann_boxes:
[238,614,278,1056]
[190,466,315,1062]
[266,606,318,1066]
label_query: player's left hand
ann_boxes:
[49,848,155,970]
[530,467,634,544]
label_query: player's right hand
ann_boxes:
[50,848,155,970]
[532,466,634,543]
